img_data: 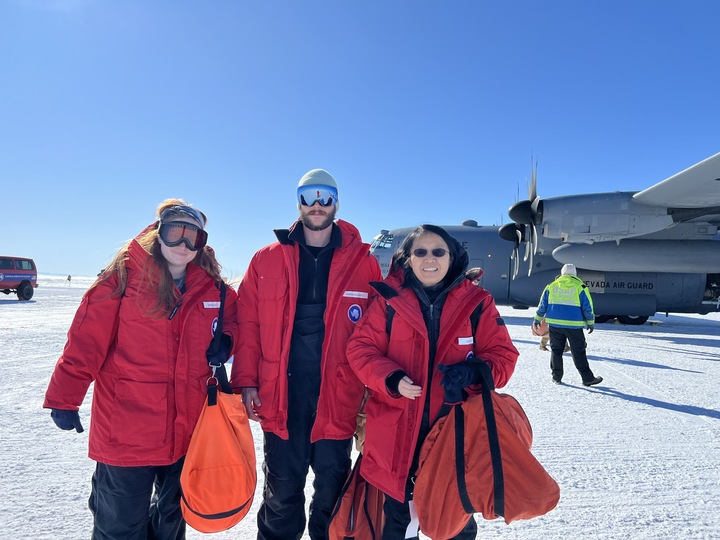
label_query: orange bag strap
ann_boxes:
[454,362,504,517]
[206,280,231,396]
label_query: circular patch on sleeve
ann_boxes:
[348,304,362,323]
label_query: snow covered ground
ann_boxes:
[1,274,718,539]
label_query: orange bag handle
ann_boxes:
[206,281,231,395]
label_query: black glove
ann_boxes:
[587,325,594,334]
[438,356,486,404]
[207,334,233,366]
[51,409,84,433]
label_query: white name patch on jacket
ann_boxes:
[343,291,368,299]
[203,302,221,308]
[458,337,474,345]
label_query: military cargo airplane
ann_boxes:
[369,151,720,325]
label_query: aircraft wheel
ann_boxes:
[594,315,614,324]
[617,315,648,326]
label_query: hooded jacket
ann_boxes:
[44,230,239,467]
[535,274,595,328]
[230,219,382,441]
[346,271,518,502]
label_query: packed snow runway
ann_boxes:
[1,275,718,539]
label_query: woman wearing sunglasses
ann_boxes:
[346,224,519,539]
[44,198,239,539]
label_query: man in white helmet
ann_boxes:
[231,169,382,539]
[534,264,603,386]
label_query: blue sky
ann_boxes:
[2,0,719,279]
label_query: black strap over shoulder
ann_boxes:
[454,375,505,517]
[469,302,482,338]
[206,281,231,398]
[385,303,396,336]
[454,298,505,515]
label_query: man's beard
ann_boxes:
[301,206,337,231]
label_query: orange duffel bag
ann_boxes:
[180,281,257,533]
[327,454,385,540]
[414,363,560,539]
[180,380,257,532]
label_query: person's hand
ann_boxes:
[240,387,263,422]
[532,319,546,337]
[397,376,423,400]
[50,409,84,433]
[587,324,594,334]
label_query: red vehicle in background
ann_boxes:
[0,256,38,300]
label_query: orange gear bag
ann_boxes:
[413,368,560,539]
[180,381,257,532]
[180,281,256,532]
[327,454,385,540]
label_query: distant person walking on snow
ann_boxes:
[44,199,239,538]
[534,264,602,386]
[538,274,569,352]
[66,275,72,286]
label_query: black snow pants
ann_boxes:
[89,458,185,540]
[549,326,596,383]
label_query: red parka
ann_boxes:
[43,233,239,467]
[346,274,518,501]
[230,219,382,441]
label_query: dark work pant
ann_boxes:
[256,368,352,540]
[382,481,478,540]
[549,326,595,383]
[88,459,185,540]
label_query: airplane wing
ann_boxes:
[633,151,720,208]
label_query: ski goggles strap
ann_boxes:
[297,184,339,207]
[159,205,205,228]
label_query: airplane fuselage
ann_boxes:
[369,224,720,322]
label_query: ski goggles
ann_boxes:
[158,221,208,251]
[297,184,339,207]
[412,248,448,258]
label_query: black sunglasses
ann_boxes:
[412,248,448,258]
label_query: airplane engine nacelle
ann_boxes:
[541,192,674,243]
[553,240,720,273]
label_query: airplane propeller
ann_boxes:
[504,158,542,277]
[498,222,523,278]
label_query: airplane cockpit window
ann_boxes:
[371,232,394,250]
